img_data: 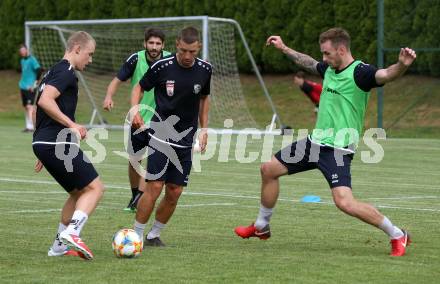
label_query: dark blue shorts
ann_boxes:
[127,127,150,158]
[145,142,192,186]
[274,137,354,188]
[20,89,35,106]
[33,143,99,192]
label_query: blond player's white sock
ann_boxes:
[64,210,88,236]
[51,223,67,252]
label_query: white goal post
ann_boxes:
[25,16,282,133]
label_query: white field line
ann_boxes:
[10,209,62,213]
[1,177,439,213]
[365,196,439,200]
[374,205,440,212]
[177,203,236,207]
[315,200,440,212]
[0,191,65,194]
[6,203,237,214]
[193,173,440,190]
[0,177,57,185]
[2,177,437,203]
[3,173,440,191]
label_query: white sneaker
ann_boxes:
[48,248,66,256]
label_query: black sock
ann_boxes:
[131,191,144,208]
[131,187,139,199]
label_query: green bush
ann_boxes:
[0,0,438,74]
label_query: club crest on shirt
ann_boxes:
[166,80,175,96]
[193,84,201,94]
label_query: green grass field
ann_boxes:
[0,125,439,283]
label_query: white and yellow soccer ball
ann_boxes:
[112,229,143,258]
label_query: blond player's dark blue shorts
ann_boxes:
[33,143,98,192]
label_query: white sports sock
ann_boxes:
[254,205,273,230]
[134,220,147,239]
[379,216,404,239]
[27,119,34,130]
[25,114,30,129]
[146,220,166,240]
[51,223,67,252]
[25,112,34,130]
[64,210,88,236]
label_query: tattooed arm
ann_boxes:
[266,35,319,75]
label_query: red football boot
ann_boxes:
[390,230,411,257]
[59,232,94,260]
[234,223,271,240]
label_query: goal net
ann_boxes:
[25,16,281,132]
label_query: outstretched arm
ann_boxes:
[375,48,416,85]
[266,35,319,75]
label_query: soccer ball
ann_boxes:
[112,229,143,258]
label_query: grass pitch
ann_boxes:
[0,125,439,283]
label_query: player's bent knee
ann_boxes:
[260,161,281,179]
[334,198,356,215]
[146,181,165,196]
[260,162,271,177]
[165,184,183,200]
[164,195,180,206]
[82,177,105,196]
[69,189,82,199]
[165,183,181,191]
[92,177,105,190]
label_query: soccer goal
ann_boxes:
[25,16,282,133]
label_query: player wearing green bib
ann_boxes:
[235,28,416,257]
[103,28,171,212]
[311,59,369,149]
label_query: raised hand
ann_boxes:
[399,48,416,67]
[266,35,286,50]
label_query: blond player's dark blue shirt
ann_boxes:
[33,59,78,143]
